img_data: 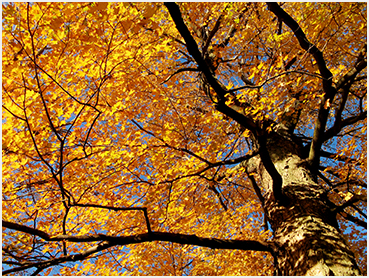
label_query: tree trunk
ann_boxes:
[250,132,361,275]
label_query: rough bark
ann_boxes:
[250,131,361,275]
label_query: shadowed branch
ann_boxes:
[2,220,273,275]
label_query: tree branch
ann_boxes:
[267,3,338,172]
[339,211,367,229]
[2,220,273,275]
[202,5,227,53]
[218,6,249,48]
[164,2,258,132]
[161,67,200,84]
[165,3,286,203]
[332,194,367,214]
[164,3,225,96]
[324,47,367,143]
[2,221,273,251]
[228,70,326,93]
[2,220,51,241]
[320,150,358,164]
[2,240,113,275]
[336,43,367,90]
[323,112,367,142]
[247,173,269,231]
[131,119,212,165]
[70,204,152,233]
[352,204,367,219]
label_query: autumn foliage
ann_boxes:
[2,2,367,275]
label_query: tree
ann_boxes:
[2,2,367,276]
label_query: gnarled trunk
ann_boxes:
[252,132,361,275]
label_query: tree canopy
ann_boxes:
[2,2,367,275]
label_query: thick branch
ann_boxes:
[212,151,260,167]
[267,3,338,172]
[2,220,273,275]
[339,211,367,229]
[215,103,259,131]
[320,150,357,164]
[267,3,332,78]
[2,220,51,240]
[164,3,226,97]
[332,194,367,214]
[2,221,273,251]
[165,3,285,203]
[164,2,258,132]
[325,50,367,142]
[323,111,367,142]
[70,204,152,233]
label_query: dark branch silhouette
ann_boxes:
[2,220,273,275]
